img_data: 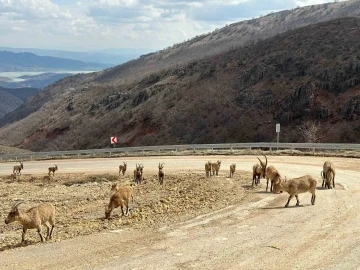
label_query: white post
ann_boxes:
[276,123,280,150]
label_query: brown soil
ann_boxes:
[0,170,255,251]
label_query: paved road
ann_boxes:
[1,155,360,270]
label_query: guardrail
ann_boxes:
[1,142,360,161]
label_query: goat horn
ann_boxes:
[11,201,24,210]
[264,155,267,168]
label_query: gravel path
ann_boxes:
[0,155,359,270]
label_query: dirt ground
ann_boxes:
[0,155,360,270]
[0,170,254,251]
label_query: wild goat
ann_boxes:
[133,163,144,184]
[205,161,212,177]
[5,201,55,243]
[229,164,236,178]
[48,165,58,176]
[321,161,335,189]
[105,185,134,219]
[265,165,281,192]
[119,162,127,176]
[252,156,267,187]
[273,175,317,208]
[211,160,221,176]
[13,161,24,176]
[158,163,165,185]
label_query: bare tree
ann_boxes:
[298,121,322,143]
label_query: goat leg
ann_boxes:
[37,228,44,242]
[285,195,294,208]
[21,227,27,243]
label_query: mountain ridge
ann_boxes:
[0,51,109,72]
[1,2,360,150]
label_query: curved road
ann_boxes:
[1,155,360,270]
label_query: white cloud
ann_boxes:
[0,0,350,51]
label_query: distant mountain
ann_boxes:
[0,89,24,118]
[0,72,76,89]
[0,47,154,66]
[0,51,110,72]
[1,86,39,101]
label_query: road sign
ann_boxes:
[276,123,280,133]
[110,136,117,144]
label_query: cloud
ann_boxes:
[0,0,350,51]
[0,0,72,20]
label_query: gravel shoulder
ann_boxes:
[0,155,359,270]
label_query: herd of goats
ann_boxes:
[4,156,336,245]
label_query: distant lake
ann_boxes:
[0,71,96,82]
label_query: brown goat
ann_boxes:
[133,164,143,184]
[158,163,165,185]
[265,165,281,192]
[321,161,335,189]
[252,156,267,187]
[119,162,127,176]
[5,202,55,243]
[13,161,23,176]
[273,175,317,208]
[48,165,58,176]
[205,161,212,177]
[229,164,236,178]
[105,186,134,219]
[211,160,221,176]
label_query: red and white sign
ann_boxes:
[111,136,117,144]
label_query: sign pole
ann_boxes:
[110,136,117,148]
[276,123,280,150]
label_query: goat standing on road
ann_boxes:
[252,156,267,187]
[321,161,335,189]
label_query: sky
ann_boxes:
[0,0,348,52]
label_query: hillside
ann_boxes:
[0,90,23,118]
[0,73,74,89]
[1,0,359,130]
[0,17,360,150]
[0,51,109,72]
[0,86,39,101]
[0,86,39,119]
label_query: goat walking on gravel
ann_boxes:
[119,162,127,176]
[13,161,24,176]
[205,161,212,177]
[229,164,236,178]
[5,202,55,243]
[158,163,165,185]
[273,175,317,208]
[211,160,221,176]
[105,186,134,219]
[48,165,58,176]
[133,164,144,184]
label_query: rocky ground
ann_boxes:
[0,170,255,251]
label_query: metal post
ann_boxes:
[277,132,279,150]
